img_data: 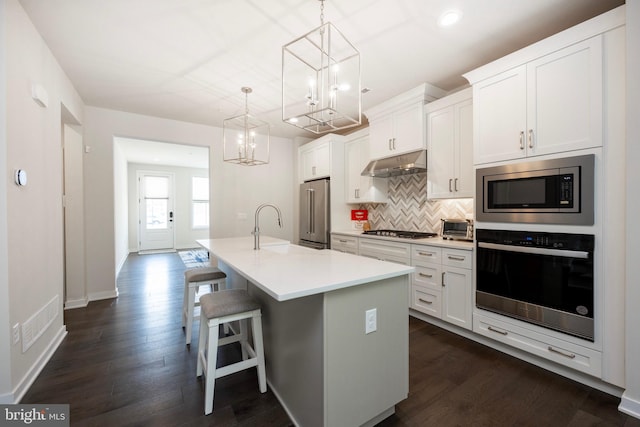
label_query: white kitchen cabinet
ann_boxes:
[299,138,331,181]
[330,233,359,255]
[344,130,387,204]
[474,311,602,378]
[366,83,446,160]
[358,237,411,266]
[411,244,472,330]
[470,36,603,164]
[426,88,474,199]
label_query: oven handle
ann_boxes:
[478,242,589,259]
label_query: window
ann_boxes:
[192,176,209,229]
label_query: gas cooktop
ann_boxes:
[362,229,438,239]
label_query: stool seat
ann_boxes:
[197,289,267,415]
[200,290,260,319]
[182,266,227,345]
[185,266,227,283]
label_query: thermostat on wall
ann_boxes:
[14,169,27,186]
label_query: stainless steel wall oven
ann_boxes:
[476,229,595,341]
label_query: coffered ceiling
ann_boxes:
[19,0,624,140]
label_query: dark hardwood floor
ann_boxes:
[22,252,640,427]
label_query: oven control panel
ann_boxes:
[476,229,594,251]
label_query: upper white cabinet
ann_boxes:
[468,36,603,165]
[299,137,332,181]
[366,83,446,160]
[426,88,474,199]
[344,129,388,204]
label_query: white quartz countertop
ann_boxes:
[197,237,414,302]
[332,230,474,250]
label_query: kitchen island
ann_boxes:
[197,237,414,427]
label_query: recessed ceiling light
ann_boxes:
[438,10,462,27]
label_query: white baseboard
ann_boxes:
[64,297,88,310]
[13,325,67,403]
[88,289,119,302]
[619,392,640,420]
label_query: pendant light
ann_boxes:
[282,0,361,134]
[223,87,270,166]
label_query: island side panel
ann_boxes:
[324,275,409,427]
[248,283,325,427]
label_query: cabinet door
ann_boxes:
[368,114,394,160]
[345,139,362,202]
[412,286,442,318]
[392,102,425,155]
[427,106,456,199]
[313,142,332,178]
[300,148,316,181]
[474,65,527,164]
[526,36,603,156]
[454,99,474,198]
[442,266,472,330]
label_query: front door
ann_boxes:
[138,172,175,252]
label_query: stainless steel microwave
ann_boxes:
[476,154,594,225]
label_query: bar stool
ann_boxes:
[196,290,267,415]
[182,266,227,345]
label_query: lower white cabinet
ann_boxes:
[358,237,411,265]
[474,311,602,377]
[411,245,472,330]
[330,234,359,255]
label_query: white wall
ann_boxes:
[0,0,12,404]
[127,163,210,251]
[83,107,296,301]
[621,0,640,419]
[114,140,129,273]
[3,0,84,402]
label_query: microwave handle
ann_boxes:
[478,242,589,259]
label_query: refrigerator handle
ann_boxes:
[307,188,315,234]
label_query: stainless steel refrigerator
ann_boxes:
[299,179,330,249]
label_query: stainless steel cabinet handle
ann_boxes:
[548,346,576,359]
[528,129,534,149]
[417,251,434,257]
[312,165,316,175]
[519,131,525,150]
[392,138,396,150]
[488,326,508,336]
[418,298,433,305]
[389,138,393,150]
[418,272,433,278]
[338,239,348,243]
[447,255,466,261]
[449,178,453,192]
[441,272,445,287]
[454,178,458,192]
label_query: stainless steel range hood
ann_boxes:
[361,150,427,178]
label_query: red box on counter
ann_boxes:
[351,209,368,221]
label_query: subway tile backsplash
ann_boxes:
[360,174,473,233]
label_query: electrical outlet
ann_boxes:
[12,323,20,345]
[365,308,377,334]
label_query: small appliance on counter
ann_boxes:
[440,218,474,241]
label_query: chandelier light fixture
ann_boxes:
[282,0,361,134]
[223,87,270,166]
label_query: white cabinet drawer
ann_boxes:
[474,312,602,377]
[411,245,442,265]
[359,238,411,259]
[442,248,472,269]
[413,264,441,291]
[412,286,442,318]
[331,234,358,254]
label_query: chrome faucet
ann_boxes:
[253,203,283,250]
